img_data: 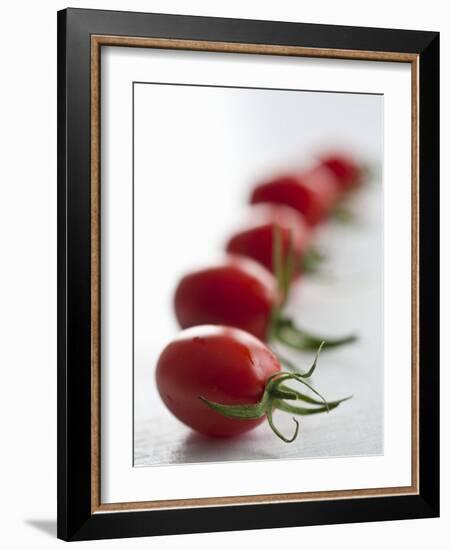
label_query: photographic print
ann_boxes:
[58,9,439,540]
[132,81,384,466]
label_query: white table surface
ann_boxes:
[134,180,383,466]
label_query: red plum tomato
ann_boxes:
[156,325,281,437]
[250,166,339,226]
[225,204,311,277]
[174,255,279,341]
[319,153,362,191]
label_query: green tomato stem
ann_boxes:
[198,345,351,443]
[270,226,357,352]
[273,316,357,352]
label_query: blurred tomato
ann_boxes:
[250,166,339,225]
[319,153,362,191]
[174,255,279,341]
[225,204,310,277]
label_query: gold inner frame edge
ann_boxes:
[90,35,420,514]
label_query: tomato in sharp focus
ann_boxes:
[250,165,340,226]
[174,255,279,341]
[156,326,352,441]
[319,153,363,192]
[156,325,281,437]
[225,204,311,278]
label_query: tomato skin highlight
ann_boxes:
[250,166,339,226]
[174,255,278,341]
[225,204,310,277]
[156,326,281,437]
[319,153,362,191]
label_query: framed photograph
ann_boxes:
[57,8,439,541]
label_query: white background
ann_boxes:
[132,83,385,467]
[0,0,448,548]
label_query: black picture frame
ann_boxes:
[57,7,439,541]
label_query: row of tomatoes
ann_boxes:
[156,153,363,441]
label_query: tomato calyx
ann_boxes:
[199,344,352,443]
[331,202,356,224]
[272,315,358,353]
[301,245,325,274]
